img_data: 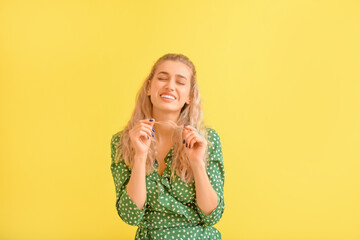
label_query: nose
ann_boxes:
[165,78,176,91]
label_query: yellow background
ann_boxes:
[1,0,359,239]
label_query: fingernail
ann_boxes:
[149,119,154,122]
[186,143,188,147]
[189,145,191,149]
[183,139,185,144]
[184,124,188,126]
[152,128,155,132]
[152,133,154,137]
[147,136,149,139]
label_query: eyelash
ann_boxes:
[158,78,185,85]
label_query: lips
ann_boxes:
[160,92,176,99]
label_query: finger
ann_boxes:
[184,125,196,131]
[139,129,151,141]
[139,118,155,127]
[140,122,155,136]
[138,120,155,137]
[187,132,198,148]
[136,124,153,140]
[135,124,151,139]
[141,124,155,139]
[183,128,193,148]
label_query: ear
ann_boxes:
[147,80,151,95]
[186,98,191,105]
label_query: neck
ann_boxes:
[152,110,179,144]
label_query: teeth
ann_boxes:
[161,95,175,100]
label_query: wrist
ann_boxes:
[191,161,206,172]
[134,154,147,164]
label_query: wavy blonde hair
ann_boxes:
[113,53,213,183]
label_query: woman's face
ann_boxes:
[147,60,192,113]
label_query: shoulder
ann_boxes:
[204,126,222,157]
[204,127,223,166]
[110,130,126,165]
[111,130,124,145]
[205,127,221,143]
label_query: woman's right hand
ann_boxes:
[129,118,155,159]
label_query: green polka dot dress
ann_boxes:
[110,127,225,239]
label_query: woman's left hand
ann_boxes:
[183,125,207,169]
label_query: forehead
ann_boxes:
[155,60,192,79]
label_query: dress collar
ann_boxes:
[148,146,174,184]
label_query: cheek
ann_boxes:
[150,84,160,94]
[178,91,186,101]
[154,82,166,91]
[180,88,190,99]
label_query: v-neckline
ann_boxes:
[155,146,173,177]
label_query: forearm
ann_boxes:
[193,163,218,215]
[126,155,147,210]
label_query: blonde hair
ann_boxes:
[113,53,213,183]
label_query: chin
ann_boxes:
[158,105,181,112]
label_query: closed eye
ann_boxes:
[158,78,185,85]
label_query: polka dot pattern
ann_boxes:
[110,127,225,239]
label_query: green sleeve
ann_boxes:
[195,128,225,226]
[110,133,147,226]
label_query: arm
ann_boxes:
[126,155,147,211]
[110,134,148,226]
[194,129,225,226]
[193,164,219,215]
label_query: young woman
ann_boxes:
[110,53,225,239]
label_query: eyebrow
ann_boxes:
[157,71,187,80]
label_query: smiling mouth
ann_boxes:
[160,94,176,100]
